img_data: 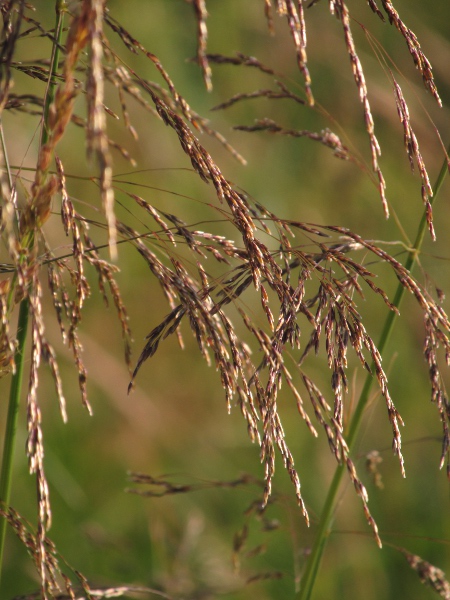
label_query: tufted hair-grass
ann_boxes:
[0,1,449,599]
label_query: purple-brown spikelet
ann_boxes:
[400,549,450,599]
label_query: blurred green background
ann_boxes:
[0,1,449,598]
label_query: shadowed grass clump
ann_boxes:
[0,1,449,598]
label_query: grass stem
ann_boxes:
[0,301,30,578]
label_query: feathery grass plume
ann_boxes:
[199,8,449,488]
[129,210,450,541]
[0,1,448,597]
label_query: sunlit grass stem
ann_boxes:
[0,1,66,588]
[297,145,450,600]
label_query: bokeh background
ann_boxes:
[0,1,449,598]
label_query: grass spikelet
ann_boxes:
[378,0,442,106]
[282,0,313,105]
[191,0,212,91]
[400,548,450,599]
[330,0,387,216]
[85,0,116,259]
[234,119,351,160]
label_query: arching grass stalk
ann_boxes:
[0,1,66,587]
[298,146,450,600]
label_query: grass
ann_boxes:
[0,1,449,599]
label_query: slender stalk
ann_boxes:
[297,146,450,600]
[0,2,66,589]
[0,302,29,568]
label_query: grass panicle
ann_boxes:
[0,1,448,598]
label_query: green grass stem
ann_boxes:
[0,301,30,576]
